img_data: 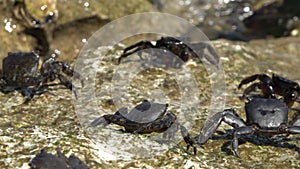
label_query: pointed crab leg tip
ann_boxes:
[193,147,197,156]
[90,117,103,127]
[233,151,241,158]
[23,99,31,104]
[238,95,245,100]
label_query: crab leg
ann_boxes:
[21,87,36,104]
[288,108,300,125]
[58,61,84,87]
[118,41,154,64]
[232,126,255,157]
[90,107,128,127]
[57,74,79,98]
[238,74,276,98]
[196,109,246,145]
[42,59,84,87]
[179,124,197,155]
[285,126,300,134]
[190,43,220,66]
[238,74,270,88]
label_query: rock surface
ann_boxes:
[0,1,300,168]
[1,36,300,168]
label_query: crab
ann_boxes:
[29,149,89,169]
[0,52,83,103]
[238,73,300,107]
[196,97,300,157]
[91,100,197,154]
[117,36,220,68]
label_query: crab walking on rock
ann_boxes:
[0,52,83,103]
[118,36,220,68]
[91,100,197,155]
[238,73,300,107]
[196,97,300,157]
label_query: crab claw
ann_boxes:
[90,116,109,127]
[179,124,197,155]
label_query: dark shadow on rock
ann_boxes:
[209,129,300,156]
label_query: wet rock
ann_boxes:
[0,0,155,65]
[151,0,300,40]
[244,0,300,38]
[4,36,300,168]
[0,1,300,167]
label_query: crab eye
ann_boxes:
[259,109,276,116]
[260,110,267,116]
[288,91,298,101]
[292,91,298,99]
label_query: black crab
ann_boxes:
[29,149,89,169]
[238,73,300,107]
[118,36,220,68]
[91,100,197,154]
[0,52,83,103]
[196,97,300,157]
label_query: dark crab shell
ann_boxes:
[0,51,83,103]
[2,52,40,89]
[90,100,169,128]
[121,100,169,123]
[245,98,289,129]
[29,149,89,169]
[91,100,197,154]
